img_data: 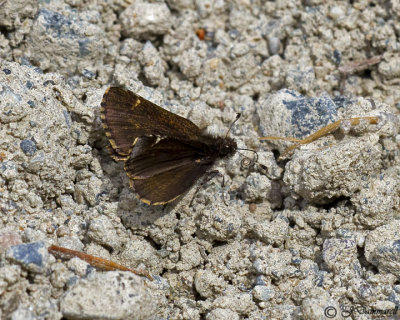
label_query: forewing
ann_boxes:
[100,87,201,159]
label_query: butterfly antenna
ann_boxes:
[237,148,258,162]
[237,148,258,168]
[225,113,241,139]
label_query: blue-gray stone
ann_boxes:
[228,29,240,39]
[0,161,18,180]
[253,285,275,301]
[282,94,339,138]
[27,100,36,108]
[374,240,400,273]
[335,228,354,239]
[315,271,327,287]
[20,139,37,156]
[332,49,342,65]
[253,259,264,274]
[43,80,55,87]
[268,36,281,55]
[6,242,49,273]
[67,275,79,288]
[255,276,266,286]
[26,81,33,89]
[1,161,15,173]
[63,110,71,128]
[82,69,95,79]
[9,307,36,320]
[389,290,400,307]
[39,8,73,39]
[393,240,400,251]
[78,39,91,56]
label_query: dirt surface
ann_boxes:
[0,1,399,319]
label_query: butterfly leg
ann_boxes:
[189,170,223,207]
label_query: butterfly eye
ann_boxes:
[221,145,230,155]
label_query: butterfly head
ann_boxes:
[217,137,237,157]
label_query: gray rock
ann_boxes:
[120,2,172,39]
[194,269,227,298]
[197,204,242,241]
[365,221,400,275]
[206,308,239,320]
[87,215,123,250]
[353,169,400,228]
[285,65,316,93]
[119,239,162,275]
[9,306,37,320]
[178,48,203,80]
[139,41,168,87]
[23,7,105,76]
[212,290,256,315]
[0,0,38,30]
[252,248,293,279]
[258,90,339,141]
[60,272,155,320]
[0,161,18,180]
[57,236,85,252]
[253,285,275,302]
[252,215,289,246]
[322,238,357,273]
[0,60,93,206]
[0,85,27,123]
[259,91,399,204]
[389,290,400,307]
[6,242,49,273]
[242,172,271,202]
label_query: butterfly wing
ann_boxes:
[124,138,211,205]
[100,87,201,160]
[131,162,210,205]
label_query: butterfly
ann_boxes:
[100,87,240,205]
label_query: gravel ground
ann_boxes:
[0,0,400,319]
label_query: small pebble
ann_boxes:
[20,139,37,156]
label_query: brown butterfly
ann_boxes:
[100,87,241,205]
